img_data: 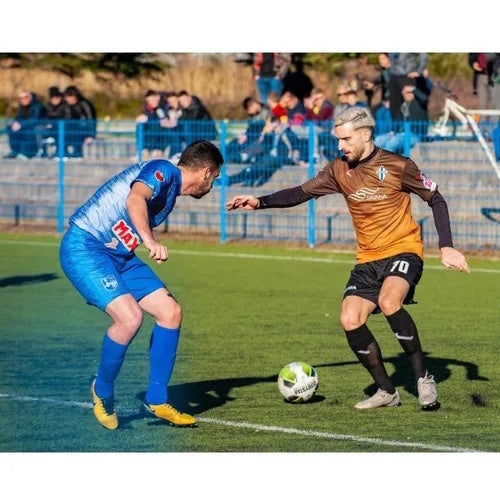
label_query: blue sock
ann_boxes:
[145,324,180,405]
[95,333,129,399]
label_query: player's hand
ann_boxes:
[143,239,168,264]
[225,195,260,211]
[440,247,470,273]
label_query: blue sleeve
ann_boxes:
[131,159,175,197]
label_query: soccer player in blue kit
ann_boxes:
[59,140,223,429]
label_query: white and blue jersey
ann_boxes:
[60,159,182,311]
[69,159,182,255]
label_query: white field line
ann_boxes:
[0,392,480,452]
[0,239,499,274]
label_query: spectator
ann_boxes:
[363,53,391,109]
[305,87,334,122]
[225,98,291,187]
[136,89,170,159]
[333,83,351,118]
[345,89,368,108]
[468,53,497,111]
[178,90,217,142]
[162,91,183,157]
[225,96,269,163]
[63,85,97,158]
[375,84,429,154]
[282,91,306,125]
[373,100,393,138]
[493,54,500,112]
[280,90,308,163]
[39,86,68,157]
[262,92,291,159]
[282,55,314,101]
[303,88,336,161]
[244,96,270,121]
[267,91,288,121]
[252,53,291,104]
[388,53,428,119]
[165,92,183,122]
[3,89,46,159]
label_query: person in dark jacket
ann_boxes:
[39,86,69,157]
[4,90,46,159]
[375,84,428,154]
[388,53,428,119]
[468,53,496,110]
[136,89,170,158]
[363,53,392,108]
[282,56,314,101]
[178,90,217,142]
[225,96,269,163]
[63,85,97,157]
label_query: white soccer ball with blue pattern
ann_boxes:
[277,361,319,403]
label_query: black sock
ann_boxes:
[385,308,426,379]
[345,324,395,393]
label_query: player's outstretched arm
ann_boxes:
[226,195,260,211]
[226,186,313,212]
[440,247,470,273]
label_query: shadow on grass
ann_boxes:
[0,273,59,287]
[315,351,490,398]
[118,352,489,426]
[119,374,278,427]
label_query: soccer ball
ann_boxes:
[277,361,319,403]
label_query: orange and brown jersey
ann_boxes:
[301,147,438,263]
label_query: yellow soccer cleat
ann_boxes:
[90,376,118,430]
[143,402,197,427]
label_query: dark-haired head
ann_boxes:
[178,140,223,171]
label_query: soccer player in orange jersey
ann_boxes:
[226,106,470,410]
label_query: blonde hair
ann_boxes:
[334,106,375,130]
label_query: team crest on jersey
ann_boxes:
[155,171,164,182]
[112,219,140,252]
[416,171,436,191]
[377,166,387,182]
[102,275,118,291]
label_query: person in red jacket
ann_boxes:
[305,87,335,123]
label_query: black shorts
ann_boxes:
[343,252,423,314]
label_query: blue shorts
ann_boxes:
[59,224,165,311]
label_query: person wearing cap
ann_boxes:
[63,85,97,158]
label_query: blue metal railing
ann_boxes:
[1,117,499,250]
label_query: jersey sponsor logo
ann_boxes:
[377,166,387,182]
[155,171,165,182]
[416,171,436,192]
[104,237,119,250]
[347,187,388,202]
[111,219,140,252]
[102,275,118,291]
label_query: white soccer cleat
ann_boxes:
[417,373,438,409]
[354,388,400,409]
